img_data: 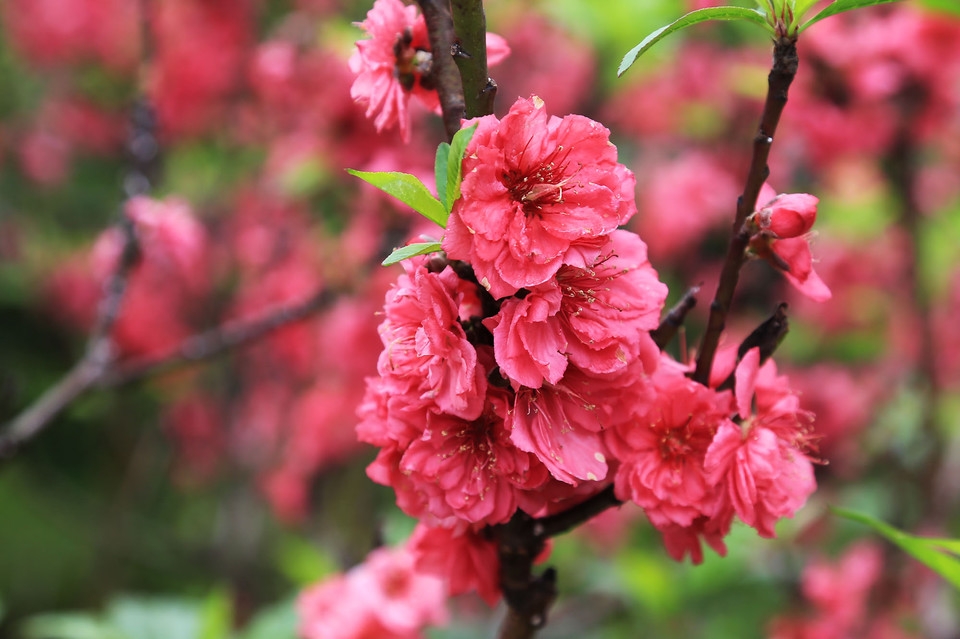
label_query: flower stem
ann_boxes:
[451,0,494,118]
[415,0,466,141]
[693,36,798,386]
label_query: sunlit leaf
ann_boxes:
[833,507,960,589]
[800,0,903,30]
[434,142,451,211]
[382,242,443,266]
[618,7,771,76]
[445,123,479,211]
[347,169,447,227]
[916,0,960,15]
[198,590,233,639]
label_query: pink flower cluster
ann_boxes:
[359,96,819,603]
[298,545,448,639]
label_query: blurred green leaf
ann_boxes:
[276,535,338,587]
[381,242,443,266]
[347,170,447,228]
[832,507,960,589]
[21,613,126,639]
[198,590,233,639]
[445,123,479,212]
[916,0,960,15]
[618,7,771,76]
[106,597,202,639]
[237,598,297,639]
[800,0,903,30]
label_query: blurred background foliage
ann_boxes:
[1,0,960,638]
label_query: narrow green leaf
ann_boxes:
[916,0,960,16]
[795,0,823,16]
[833,507,960,589]
[446,123,479,211]
[800,0,903,31]
[925,538,960,556]
[382,242,443,266]
[618,7,771,76]
[347,169,448,228]
[434,142,451,211]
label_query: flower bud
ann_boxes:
[758,193,819,239]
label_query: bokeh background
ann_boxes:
[1,0,960,637]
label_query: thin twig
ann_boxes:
[101,288,337,387]
[415,0,466,141]
[693,36,799,385]
[0,222,139,459]
[651,285,700,350]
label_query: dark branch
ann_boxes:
[651,285,700,350]
[693,36,799,385]
[716,302,790,392]
[451,0,493,118]
[415,0,466,141]
[100,288,336,387]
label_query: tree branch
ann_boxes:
[415,0,466,141]
[651,285,700,350]
[100,288,336,387]
[450,0,493,118]
[692,36,799,385]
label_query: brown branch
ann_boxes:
[100,288,336,387]
[0,220,139,460]
[493,512,557,639]
[692,36,799,385]
[651,285,700,350]
[415,0,466,141]
[715,302,790,392]
[451,0,493,118]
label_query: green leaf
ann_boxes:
[800,0,903,31]
[832,507,960,589]
[795,0,822,16]
[107,597,201,639]
[445,123,479,211]
[382,242,443,266]
[434,142,451,211]
[347,169,448,228]
[618,7,771,76]
[198,590,233,639]
[238,599,297,639]
[21,614,126,639]
[916,0,960,15]
[276,534,338,586]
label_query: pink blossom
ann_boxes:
[749,186,831,302]
[752,183,819,239]
[383,388,549,525]
[657,512,732,565]
[443,96,637,298]
[375,261,487,420]
[298,545,448,639]
[704,349,817,537]
[606,358,734,528]
[486,230,665,388]
[509,379,611,485]
[408,522,501,606]
[350,0,510,142]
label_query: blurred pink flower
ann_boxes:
[350,0,509,142]
[299,545,448,639]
